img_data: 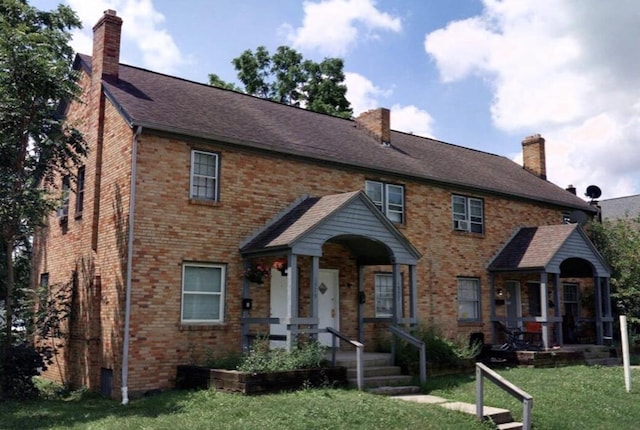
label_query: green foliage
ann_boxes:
[589,216,640,331]
[0,342,47,400]
[220,45,353,119]
[236,338,328,373]
[395,324,481,370]
[201,348,243,370]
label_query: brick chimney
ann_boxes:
[522,134,546,180]
[92,10,122,81]
[356,108,391,146]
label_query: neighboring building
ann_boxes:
[599,194,640,221]
[33,10,612,399]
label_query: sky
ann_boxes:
[30,0,640,201]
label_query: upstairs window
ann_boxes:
[365,180,405,223]
[190,150,219,201]
[181,263,225,323]
[75,166,85,217]
[452,195,483,233]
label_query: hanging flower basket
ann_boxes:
[272,258,288,276]
[244,263,270,284]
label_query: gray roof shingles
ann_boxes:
[78,54,593,212]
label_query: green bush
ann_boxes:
[201,349,243,370]
[237,339,328,373]
[1,343,48,400]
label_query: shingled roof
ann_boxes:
[76,54,594,212]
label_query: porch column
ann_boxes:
[286,253,299,350]
[594,276,603,344]
[309,256,320,342]
[409,265,418,326]
[489,273,496,345]
[603,277,613,339]
[540,272,550,349]
[552,273,563,345]
[357,265,365,343]
[393,263,402,325]
[241,260,251,353]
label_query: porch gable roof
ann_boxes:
[240,190,421,265]
[487,224,610,277]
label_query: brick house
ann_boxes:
[34,10,612,399]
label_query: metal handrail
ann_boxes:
[476,363,533,430]
[326,327,364,390]
[389,325,426,384]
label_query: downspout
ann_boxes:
[122,125,142,405]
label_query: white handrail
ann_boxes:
[476,363,533,430]
[326,327,364,390]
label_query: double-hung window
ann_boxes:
[181,263,225,323]
[374,273,393,317]
[365,180,405,223]
[75,166,85,217]
[457,277,480,321]
[452,195,483,233]
[190,150,219,201]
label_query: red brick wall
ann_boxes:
[36,72,575,396]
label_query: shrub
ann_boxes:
[201,349,243,370]
[0,343,48,400]
[237,338,328,373]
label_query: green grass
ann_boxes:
[1,366,638,429]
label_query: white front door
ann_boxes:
[318,269,339,346]
[269,268,340,348]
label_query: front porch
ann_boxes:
[481,343,620,368]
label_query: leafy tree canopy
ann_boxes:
[0,0,86,346]
[209,46,353,119]
[589,216,640,332]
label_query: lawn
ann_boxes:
[0,365,638,429]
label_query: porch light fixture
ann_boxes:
[496,288,504,298]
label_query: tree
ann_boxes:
[211,45,353,119]
[0,0,86,348]
[589,216,640,333]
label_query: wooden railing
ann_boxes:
[389,325,426,384]
[476,362,533,430]
[326,327,364,390]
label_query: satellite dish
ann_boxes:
[585,185,602,200]
[568,210,588,225]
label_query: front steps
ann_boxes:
[331,352,417,394]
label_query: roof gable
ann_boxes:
[487,224,610,277]
[240,191,421,265]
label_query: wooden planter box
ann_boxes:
[176,365,347,395]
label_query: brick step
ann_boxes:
[349,374,413,388]
[347,365,403,378]
[582,347,613,359]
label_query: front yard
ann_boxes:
[1,365,639,429]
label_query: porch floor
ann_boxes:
[481,343,618,368]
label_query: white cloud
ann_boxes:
[285,0,401,56]
[424,0,640,198]
[345,72,434,138]
[66,0,187,74]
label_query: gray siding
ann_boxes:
[547,229,608,276]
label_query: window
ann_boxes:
[452,195,483,233]
[75,166,85,217]
[57,175,70,221]
[375,273,393,317]
[40,273,49,290]
[190,150,219,201]
[181,263,225,323]
[527,282,541,316]
[457,278,480,321]
[365,180,405,223]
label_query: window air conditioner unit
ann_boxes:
[454,220,469,231]
[57,206,69,223]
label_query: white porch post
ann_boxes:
[540,272,550,349]
[310,256,320,342]
[286,253,298,350]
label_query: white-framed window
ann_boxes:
[457,277,480,321]
[365,180,405,223]
[452,195,484,233]
[75,166,85,217]
[375,273,393,317]
[190,150,219,201]
[181,263,225,323]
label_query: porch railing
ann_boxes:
[476,362,533,430]
[326,327,364,390]
[389,325,426,384]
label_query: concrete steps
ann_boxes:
[332,352,418,393]
[394,394,523,429]
[582,345,621,366]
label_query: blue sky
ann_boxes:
[31,0,640,200]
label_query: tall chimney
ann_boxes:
[356,108,391,146]
[522,134,546,179]
[92,10,122,80]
